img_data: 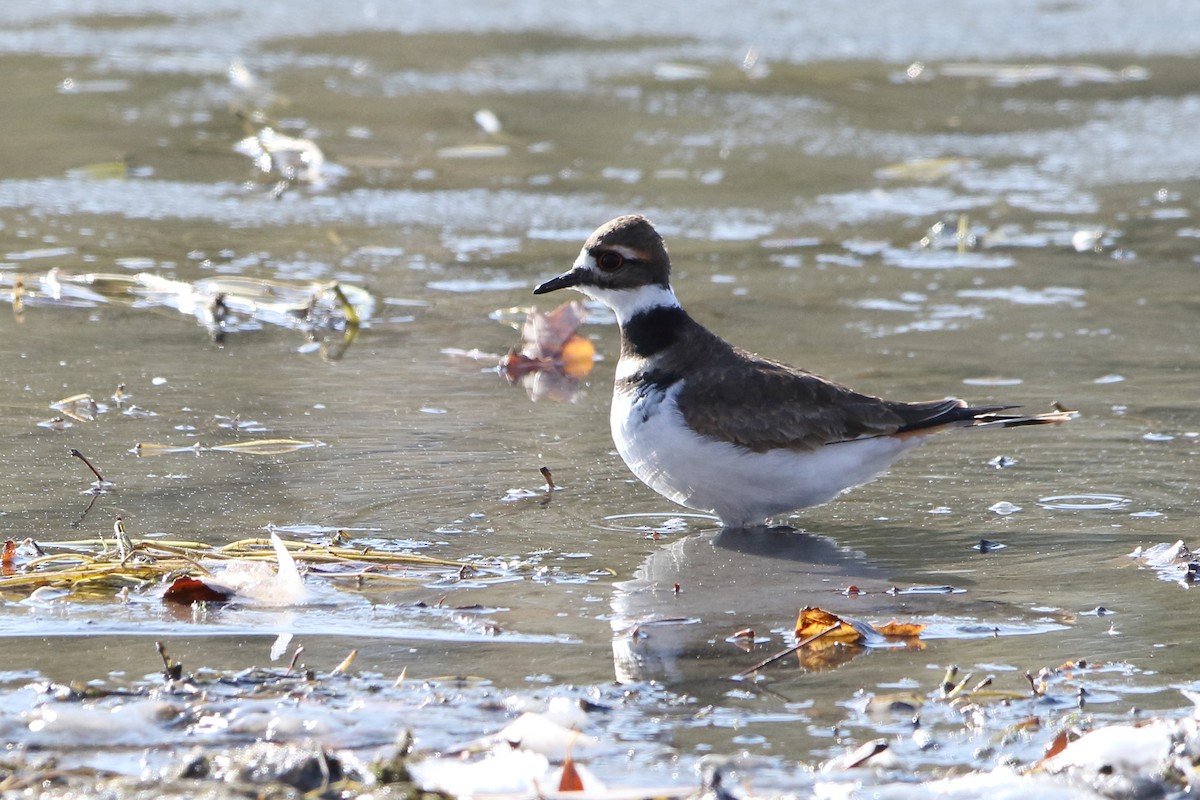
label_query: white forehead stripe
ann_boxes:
[610,244,644,260]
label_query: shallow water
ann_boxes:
[1,1,1199,794]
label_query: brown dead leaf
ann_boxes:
[526,300,587,355]
[795,607,869,642]
[163,576,234,604]
[796,607,925,643]
[793,608,925,667]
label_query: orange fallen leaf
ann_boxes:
[558,334,595,378]
[795,607,870,643]
[1040,729,1071,763]
[795,607,925,643]
[876,620,926,639]
[558,751,584,792]
[1,539,15,577]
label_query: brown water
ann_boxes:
[1,1,1199,793]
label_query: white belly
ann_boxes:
[610,381,922,527]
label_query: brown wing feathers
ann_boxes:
[674,346,1069,452]
[676,362,882,451]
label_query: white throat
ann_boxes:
[581,283,680,327]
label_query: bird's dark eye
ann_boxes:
[596,251,624,272]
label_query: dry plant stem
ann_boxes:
[286,645,305,676]
[330,282,360,326]
[331,649,358,676]
[847,740,890,768]
[733,621,843,679]
[70,449,105,483]
[156,641,183,681]
[216,537,469,567]
[0,535,485,594]
[539,466,555,507]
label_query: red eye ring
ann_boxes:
[597,251,624,272]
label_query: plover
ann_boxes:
[534,215,1073,527]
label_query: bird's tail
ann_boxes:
[969,402,1079,429]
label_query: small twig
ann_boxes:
[946,672,974,699]
[971,676,994,693]
[941,665,960,695]
[733,622,843,679]
[286,644,305,676]
[843,739,890,769]
[156,641,183,682]
[114,516,133,560]
[539,466,555,507]
[70,449,106,484]
[329,282,360,327]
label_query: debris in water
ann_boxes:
[208,438,327,455]
[70,448,113,491]
[330,649,358,676]
[135,439,325,457]
[113,516,133,560]
[52,393,105,423]
[1130,540,1200,586]
[1072,229,1106,252]
[876,157,977,182]
[498,300,594,402]
[796,606,925,644]
[437,143,509,159]
[234,127,336,187]
[1,539,15,577]
[474,108,502,135]
[163,576,235,605]
[732,619,844,679]
[2,270,373,357]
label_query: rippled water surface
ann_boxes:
[1,1,1199,795]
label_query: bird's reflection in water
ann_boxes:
[608,524,980,684]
